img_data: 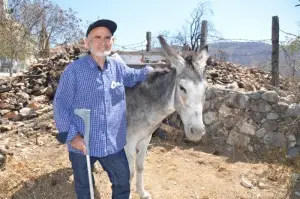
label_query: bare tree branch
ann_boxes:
[0,0,84,75]
[168,1,213,52]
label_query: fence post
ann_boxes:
[146,31,151,52]
[271,16,279,87]
[200,20,208,50]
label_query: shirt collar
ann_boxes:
[85,53,110,71]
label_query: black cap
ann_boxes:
[86,19,117,37]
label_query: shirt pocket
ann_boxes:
[110,85,125,106]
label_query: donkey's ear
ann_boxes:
[182,44,191,52]
[180,44,192,58]
[196,45,209,64]
[198,45,209,60]
[158,35,186,73]
[194,45,209,78]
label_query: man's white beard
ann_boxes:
[90,47,111,57]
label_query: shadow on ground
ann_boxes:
[151,131,299,165]
[10,168,102,199]
[150,133,257,164]
[150,133,300,199]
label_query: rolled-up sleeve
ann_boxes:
[53,66,78,144]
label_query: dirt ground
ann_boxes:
[0,118,299,199]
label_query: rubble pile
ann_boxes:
[206,59,293,92]
[0,47,82,123]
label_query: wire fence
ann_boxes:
[114,29,298,53]
[113,29,300,77]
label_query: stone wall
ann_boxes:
[203,86,300,153]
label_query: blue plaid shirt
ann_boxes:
[53,54,150,157]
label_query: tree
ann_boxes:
[161,1,214,52]
[0,0,84,76]
[32,0,84,58]
[280,21,300,77]
[281,36,300,77]
[0,0,47,76]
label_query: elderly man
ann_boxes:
[53,19,156,199]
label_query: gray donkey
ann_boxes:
[125,35,209,199]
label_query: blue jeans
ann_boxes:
[69,148,130,199]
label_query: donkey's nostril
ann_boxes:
[190,127,195,134]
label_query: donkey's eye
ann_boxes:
[179,85,186,93]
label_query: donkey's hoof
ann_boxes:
[139,190,152,199]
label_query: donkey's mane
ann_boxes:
[183,53,206,81]
[126,68,177,102]
[184,54,197,70]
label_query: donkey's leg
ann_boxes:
[124,141,137,199]
[124,142,136,182]
[136,135,152,199]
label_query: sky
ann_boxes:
[51,0,299,50]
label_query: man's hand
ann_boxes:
[152,67,170,73]
[145,65,170,74]
[70,134,87,155]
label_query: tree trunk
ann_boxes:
[39,22,50,58]
[292,59,296,78]
[9,51,17,77]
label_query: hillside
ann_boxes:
[209,41,300,77]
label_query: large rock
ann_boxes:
[247,92,262,100]
[19,107,35,117]
[3,111,19,120]
[32,95,49,103]
[280,95,295,104]
[286,133,296,142]
[203,112,218,125]
[0,102,14,109]
[255,128,267,138]
[227,93,250,109]
[266,112,280,120]
[27,101,40,109]
[227,131,251,147]
[203,101,210,112]
[286,104,300,117]
[249,111,266,123]
[205,87,214,100]
[261,91,279,103]
[250,99,272,113]
[239,119,257,135]
[274,102,289,114]
[0,109,10,116]
[0,125,12,132]
[264,132,287,147]
[218,104,231,118]
[223,117,235,130]
[262,120,278,131]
